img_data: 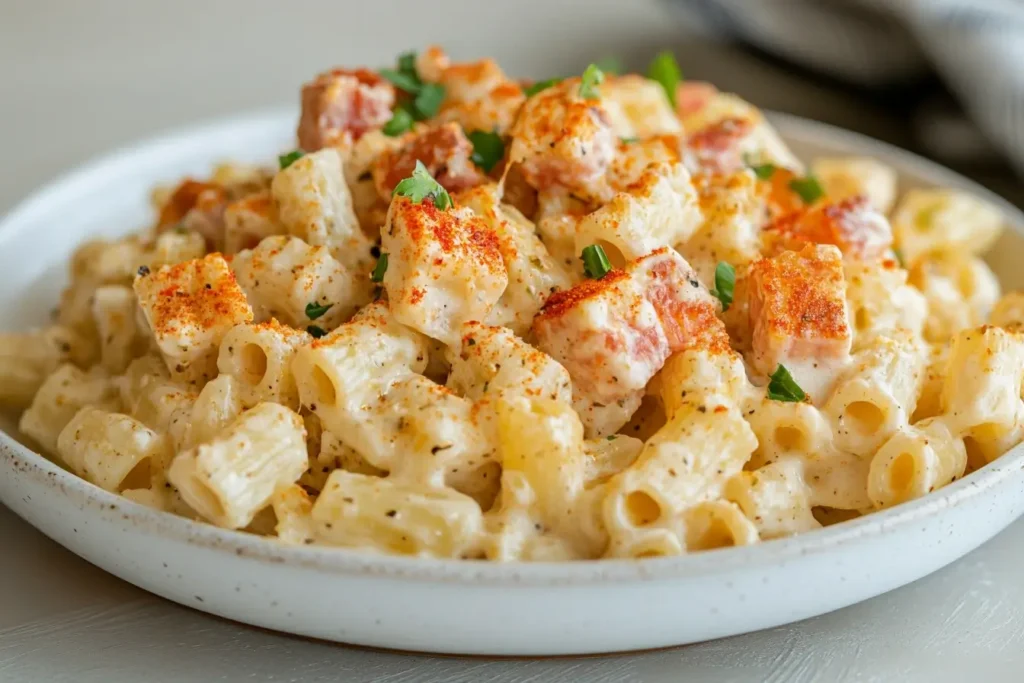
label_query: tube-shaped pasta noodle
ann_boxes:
[217,320,309,409]
[495,395,593,553]
[602,403,757,555]
[811,156,897,213]
[724,458,820,539]
[825,330,928,457]
[272,484,316,545]
[170,374,244,452]
[0,326,88,408]
[57,407,171,492]
[941,325,1024,436]
[91,285,146,374]
[655,348,751,418]
[312,470,484,558]
[19,364,119,455]
[844,260,927,348]
[868,417,967,509]
[291,301,428,441]
[892,188,1003,265]
[168,402,308,529]
[745,397,833,467]
[483,469,588,561]
[683,500,759,551]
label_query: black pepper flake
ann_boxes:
[697,406,707,413]
[431,444,453,454]
[370,244,381,258]
[688,279,700,288]
[137,265,151,277]
[204,283,212,289]
[385,510,397,518]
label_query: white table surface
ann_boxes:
[2,2,1023,681]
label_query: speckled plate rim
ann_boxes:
[2,108,1023,586]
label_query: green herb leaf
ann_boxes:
[307,325,328,339]
[370,253,389,282]
[278,150,305,170]
[579,64,605,100]
[620,136,640,144]
[593,55,624,76]
[607,434,618,441]
[789,176,825,204]
[710,262,735,312]
[414,83,446,119]
[382,106,414,136]
[524,78,561,97]
[647,50,683,107]
[581,244,612,279]
[893,248,906,268]
[305,301,333,320]
[173,224,189,234]
[397,51,417,74]
[468,130,505,172]
[750,162,777,180]
[767,365,806,403]
[379,68,422,93]
[392,160,451,210]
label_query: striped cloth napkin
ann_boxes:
[670,0,1024,176]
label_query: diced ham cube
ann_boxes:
[372,122,486,200]
[683,117,755,176]
[675,81,719,119]
[297,68,396,151]
[532,247,727,405]
[508,80,617,198]
[748,244,852,401]
[381,196,508,345]
[764,196,893,261]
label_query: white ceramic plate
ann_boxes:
[3,110,1024,657]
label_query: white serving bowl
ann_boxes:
[2,109,1023,656]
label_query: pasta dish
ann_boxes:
[3,48,1020,561]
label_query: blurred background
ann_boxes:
[1,0,1020,214]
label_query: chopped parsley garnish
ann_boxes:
[414,83,446,119]
[523,78,561,97]
[620,136,640,144]
[893,248,906,268]
[278,149,305,170]
[750,162,777,180]
[397,51,417,74]
[607,434,618,441]
[380,51,447,122]
[579,64,605,99]
[378,67,422,93]
[307,325,328,339]
[647,50,682,107]
[767,365,806,403]
[710,262,735,312]
[392,160,451,210]
[593,55,624,76]
[789,175,825,204]
[467,130,505,172]
[382,106,414,136]
[371,253,389,282]
[581,244,612,279]
[305,301,333,320]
